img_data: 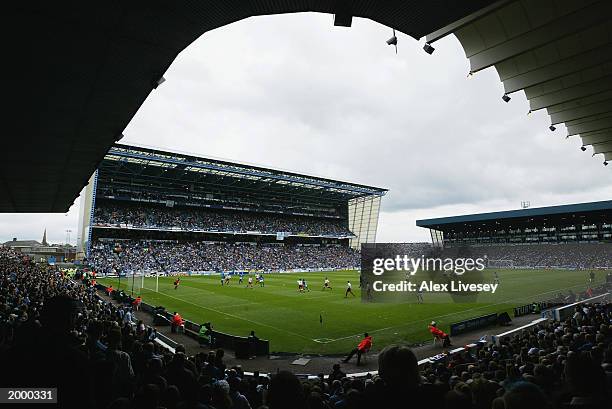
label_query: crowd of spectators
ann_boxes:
[94,204,352,237]
[1,246,611,408]
[89,241,360,274]
[442,243,612,269]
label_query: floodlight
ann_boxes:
[152,76,166,89]
[423,43,435,54]
[387,29,398,53]
[502,94,511,103]
[549,125,556,131]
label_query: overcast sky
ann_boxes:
[2,13,610,245]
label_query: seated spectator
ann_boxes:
[328,363,346,382]
[266,371,305,409]
[494,381,549,409]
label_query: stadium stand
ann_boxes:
[440,243,612,269]
[418,202,612,244]
[1,247,610,409]
[93,203,353,237]
[418,201,612,269]
[89,240,360,274]
[78,144,385,276]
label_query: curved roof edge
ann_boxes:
[416,200,612,227]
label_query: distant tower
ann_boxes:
[42,228,49,246]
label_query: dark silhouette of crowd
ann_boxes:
[89,241,360,274]
[94,204,352,237]
[1,247,610,409]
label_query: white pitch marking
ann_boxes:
[325,282,588,343]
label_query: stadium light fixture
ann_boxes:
[549,125,556,131]
[581,146,587,151]
[502,94,511,103]
[605,161,609,166]
[152,76,166,89]
[423,42,435,54]
[386,29,398,54]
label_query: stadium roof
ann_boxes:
[5,1,497,212]
[416,200,612,230]
[11,1,608,212]
[98,144,386,203]
[426,0,612,166]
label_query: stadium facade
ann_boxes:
[416,201,612,247]
[77,144,386,271]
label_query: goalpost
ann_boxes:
[131,272,162,293]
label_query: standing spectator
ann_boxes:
[105,328,135,398]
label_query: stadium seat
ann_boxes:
[361,347,371,363]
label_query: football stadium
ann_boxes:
[3,1,612,409]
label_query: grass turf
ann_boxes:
[99,269,601,354]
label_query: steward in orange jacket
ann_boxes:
[342,333,372,365]
[171,312,184,333]
[428,321,452,347]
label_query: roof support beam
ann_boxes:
[581,131,612,146]
[503,44,612,94]
[565,113,612,128]
[549,99,612,125]
[528,76,612,111]
[468,2,611,73]
[566,117,612,136]
[546,90,612,115]
[425,0,513,43]
[525,64,612,100]
[591,142,612,154]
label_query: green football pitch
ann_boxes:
[99,269,600,354]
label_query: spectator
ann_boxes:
[328,363,346,382]
[0,246,610,409]
[266,371,305,409]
